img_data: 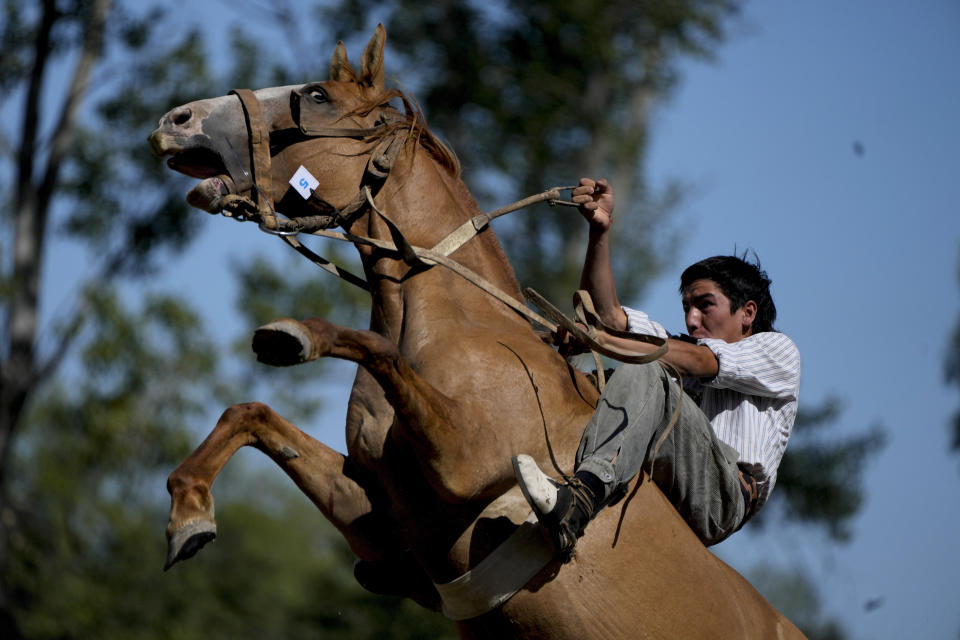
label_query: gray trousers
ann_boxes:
[576,363,747,546]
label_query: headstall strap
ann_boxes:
[230,89,274,218]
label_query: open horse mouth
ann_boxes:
[163,146,227,181]
[149,132,237,212]
[154,141,227,180]
[148,128,230,179]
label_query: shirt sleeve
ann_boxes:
[621,306,669,339]
[698,332,801,399]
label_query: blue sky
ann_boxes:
[33,0,960,637]
[641,2,960,638]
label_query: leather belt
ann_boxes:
[737,465,759,527]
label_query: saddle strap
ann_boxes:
[737,467,759,529]
[434,513,554,620]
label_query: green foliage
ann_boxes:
[7,290,214,637]
[1,1,888,638]
[946,249,960,457]
[2,2,461,636]
[10,464,456,639]
[59,27,215,275]
[232,250,368,330]
[0,2,33,97]
[7,279,454,639]
[226,249,369,424]
[751,396,886,542]
[320,0,738,304]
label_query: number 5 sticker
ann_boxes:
[289,165,319,199]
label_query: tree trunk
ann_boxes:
[0,1,113,635]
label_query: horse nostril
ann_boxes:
[171,106,192,127]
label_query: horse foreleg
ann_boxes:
[253,318,508,503]
[165,402,384,569]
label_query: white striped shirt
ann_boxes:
[623,306,801,509]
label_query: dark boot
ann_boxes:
[513,455,599,558]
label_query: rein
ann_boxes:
[223,87,668,367]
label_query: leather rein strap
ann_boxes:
[226,88,667,366]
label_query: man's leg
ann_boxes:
[574,362,672,502]
[641,380,746,546]
[515,362,670,552]
[516,363,747,549]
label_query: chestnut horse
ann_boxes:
[148,25,804,639]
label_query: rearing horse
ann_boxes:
[148,25,805,639]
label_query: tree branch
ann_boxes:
[3,0,114,488]
[37,0,114,214]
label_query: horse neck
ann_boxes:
[354,145,527,340]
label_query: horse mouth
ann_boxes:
[150,133,237,212]
[165,147,227,180]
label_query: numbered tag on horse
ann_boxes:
[289,165,319,199]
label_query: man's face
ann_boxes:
[682,279,755,343]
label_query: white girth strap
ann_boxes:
[434,513,555,621]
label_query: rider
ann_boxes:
[513,178,801,552]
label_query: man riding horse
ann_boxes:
[150,25,807,638]
[361,176,801,591]
[514,178,801,554]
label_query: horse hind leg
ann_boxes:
[164,402,382,570]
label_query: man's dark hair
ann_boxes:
[679,254,777,333]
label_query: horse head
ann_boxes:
[149,24,454,234]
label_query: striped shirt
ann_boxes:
[623,306,801,510]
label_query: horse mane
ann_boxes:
[343,88,461,178]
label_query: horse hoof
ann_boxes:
[164,520,217,571]
[252,319,317,366]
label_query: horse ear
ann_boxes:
[330,41,356,83]
[359,24,386,90]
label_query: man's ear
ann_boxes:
[741,300,758,335]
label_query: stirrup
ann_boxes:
[513,455,596,557]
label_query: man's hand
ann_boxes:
[554,323,591,358]
[572,178,614,231]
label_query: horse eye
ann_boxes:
[308,88,328,103]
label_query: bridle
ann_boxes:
[219,86,669,373]
[224,87,407,233]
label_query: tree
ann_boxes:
[1,1,886,637]
[945,248,960,459]
[753,396,886,542]
[5,291,453,638]
[321,0,739,305]
[2,1,116,633]
[744,397,886,639]
[310,4,887,638]
[1,1,444,637]
[748,564,847,640]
